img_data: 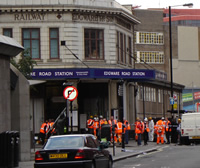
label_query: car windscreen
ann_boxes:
[44,136,84,150]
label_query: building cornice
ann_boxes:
[0,5,141,24]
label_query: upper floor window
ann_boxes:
[117,31,127,64]
[84,29,104,60]
[136,51,164,64]
[128,36,132,65]
[22,28,40,59]
[3,28,13,37]
[135,32,164,45]
[49,28,59,59]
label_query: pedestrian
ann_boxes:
[123,118,131,144]
[143,118,150,145]
[177,118,182,145]
[134,118,139,142]
[93,117,99,138]
[171,118,178,143]
[161,117,167,143]
[135,118,143,146]
[116,120,123,145]
[108,116,117,144]
[87,115,94,134]
[156,117,165,144]
[165,118,172,144]
[148,117,154,142]
[39,120,48,145]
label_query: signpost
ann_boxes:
[63,86,78,133]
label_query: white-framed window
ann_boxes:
[135,31,164,44]
[136,51,164,64]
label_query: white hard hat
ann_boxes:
[161,117,164,120]
[144,117,148,121]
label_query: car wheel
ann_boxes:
[108,158,113,168]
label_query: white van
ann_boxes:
[181,113,200,144]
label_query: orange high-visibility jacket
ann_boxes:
[166,120,172,132]
[117,122,123,134]
[87,119,94,129]
[156,120,165,134]
[144,122,150,132]
[40,123,47,134]
[135,121,144,134]
[124,120,131,130]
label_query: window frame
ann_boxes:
[49,28,60,59]
[128,36,132,65]
[3,28,13,37]
[22,28,41,59]
[136,51,164,64]
[135,31,164,45]
[84,29,104,60]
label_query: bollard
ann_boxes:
[13,131,20,167]
[8,131,15,168]
[0,132,2,167]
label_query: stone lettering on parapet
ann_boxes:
[14,13,46,21]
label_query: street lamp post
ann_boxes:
[169,3,193,115]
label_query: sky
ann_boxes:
[115,0,199,9]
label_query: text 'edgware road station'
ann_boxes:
[31,68,167,80]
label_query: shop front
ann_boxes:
[30,68,167,133]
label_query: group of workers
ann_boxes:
[135,117,182,146]
[39,114,181,146]
[39,119,55,144]
[87,115,131,144]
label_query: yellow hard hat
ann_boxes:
[148,117,152,120]
[178,118,181,122]
[90,115,93,119]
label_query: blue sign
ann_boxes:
[30,68,167,80]
[170,97,174,105]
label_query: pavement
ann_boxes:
[18,140,166,168]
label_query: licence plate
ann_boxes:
[191,136,200,139]
[49,153,68,159]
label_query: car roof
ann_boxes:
[49,134,94,139]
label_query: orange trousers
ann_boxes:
[111,133,117,143]
[157,133,164,144]
[118,133,122,143]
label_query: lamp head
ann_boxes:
[183,3,193,7]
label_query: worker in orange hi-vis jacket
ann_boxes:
[93,117,99,138]
[87,115,94,134]
[108,116,117,143]
[156,117,165,144]
[143,118,150,145]
[123,118,131,144]
[134,117,140,141]
[39,120,48,145]
[135,118,144,146]
[116,120,123,144]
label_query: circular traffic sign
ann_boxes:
[63,86,78,101]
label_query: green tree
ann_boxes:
[11,49,37,79]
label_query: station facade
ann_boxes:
[0,0,184,137]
